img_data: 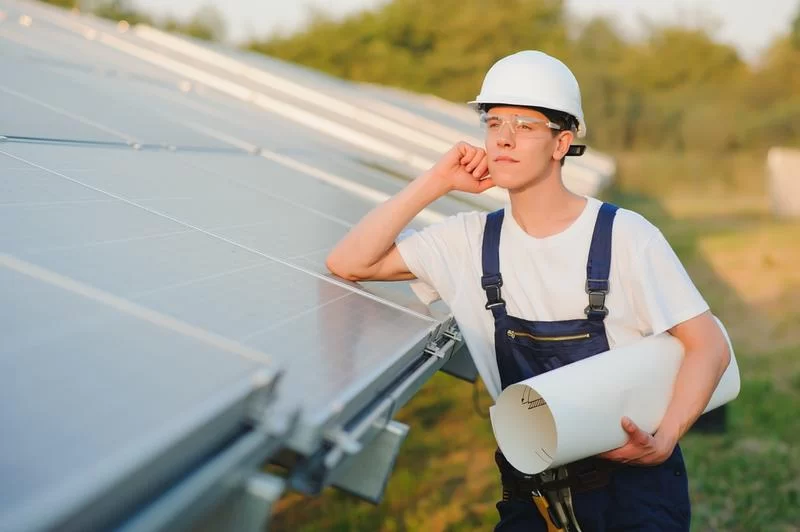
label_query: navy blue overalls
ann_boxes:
[482,203,691,532]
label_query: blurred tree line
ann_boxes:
[37,0,226,42]
[248,0,800,155]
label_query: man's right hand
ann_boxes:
[429,142,494,195]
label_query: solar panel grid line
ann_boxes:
[237,292,354,343]
[181,120,448,225]
[126,260,274,301]
[0,197,187,207]
[180,147,477,223]
[284,245,341,261]
[358,95,484,146]
[7,226,195,255]
[0,148,440,323]
[1,253,275,366]
[0,61,242,150]
[0,91,122,144]
[177,159,357,230]
[0,135,243,153]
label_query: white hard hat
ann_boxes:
[469,50,587,138]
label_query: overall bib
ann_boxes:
[482,203,691,532]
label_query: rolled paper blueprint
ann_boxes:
[489,317,740,474]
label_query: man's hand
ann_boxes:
[429,142,494,194]
[599,417,676,466]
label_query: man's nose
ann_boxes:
[496,124,515,148]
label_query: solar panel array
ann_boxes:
[0,1,615,530]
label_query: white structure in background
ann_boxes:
[767,147,800,218]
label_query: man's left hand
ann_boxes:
[598,416,676,466]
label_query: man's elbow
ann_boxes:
[325,253,365,282]
[699,325,732,378]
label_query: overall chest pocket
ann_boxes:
[504,320,610,375]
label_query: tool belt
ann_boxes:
[495,450,617,500]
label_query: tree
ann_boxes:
[40,0,77,8]
[163,5,226,42]
[248,0,569,101]
[92,0,153,25]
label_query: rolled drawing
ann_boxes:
[489,316,740,474]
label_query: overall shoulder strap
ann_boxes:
[585,202,619,320]
[481,209,506,318]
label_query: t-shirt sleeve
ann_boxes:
[630,230,710,336]
[396,213,472,305]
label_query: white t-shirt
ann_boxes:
[397,196,709,400]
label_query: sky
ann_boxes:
[131,0,799,63]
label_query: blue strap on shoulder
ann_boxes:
[481,203,618,320]
[585,202,619,319]
[481,209,506,318]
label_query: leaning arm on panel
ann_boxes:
[326,143,491,282]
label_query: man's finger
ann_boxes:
[458,143,475,164]
[473,159,489,178]
[622,417,640,434]
[622,418,653,447]
[470,149,485,166]
[465,149,484,172]
[600,447,630,462]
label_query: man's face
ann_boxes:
[483,105,565,191]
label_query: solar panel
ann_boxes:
[0,1,614,529]
[0,1,474,530]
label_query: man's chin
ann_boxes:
[488,173,526,191]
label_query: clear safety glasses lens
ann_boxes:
[479,113,562,137]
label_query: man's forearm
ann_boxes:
[326,171,448,278]
[658,341,730,444]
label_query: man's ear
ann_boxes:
[553,130,575,162]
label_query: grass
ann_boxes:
[271,151,800,531]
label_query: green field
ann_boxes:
[272,152,800,531]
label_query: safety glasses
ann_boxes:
[479,112,562,138]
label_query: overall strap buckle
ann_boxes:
[481,273,505,309]
[584,279,609,318]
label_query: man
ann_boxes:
[326,50,730,531]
